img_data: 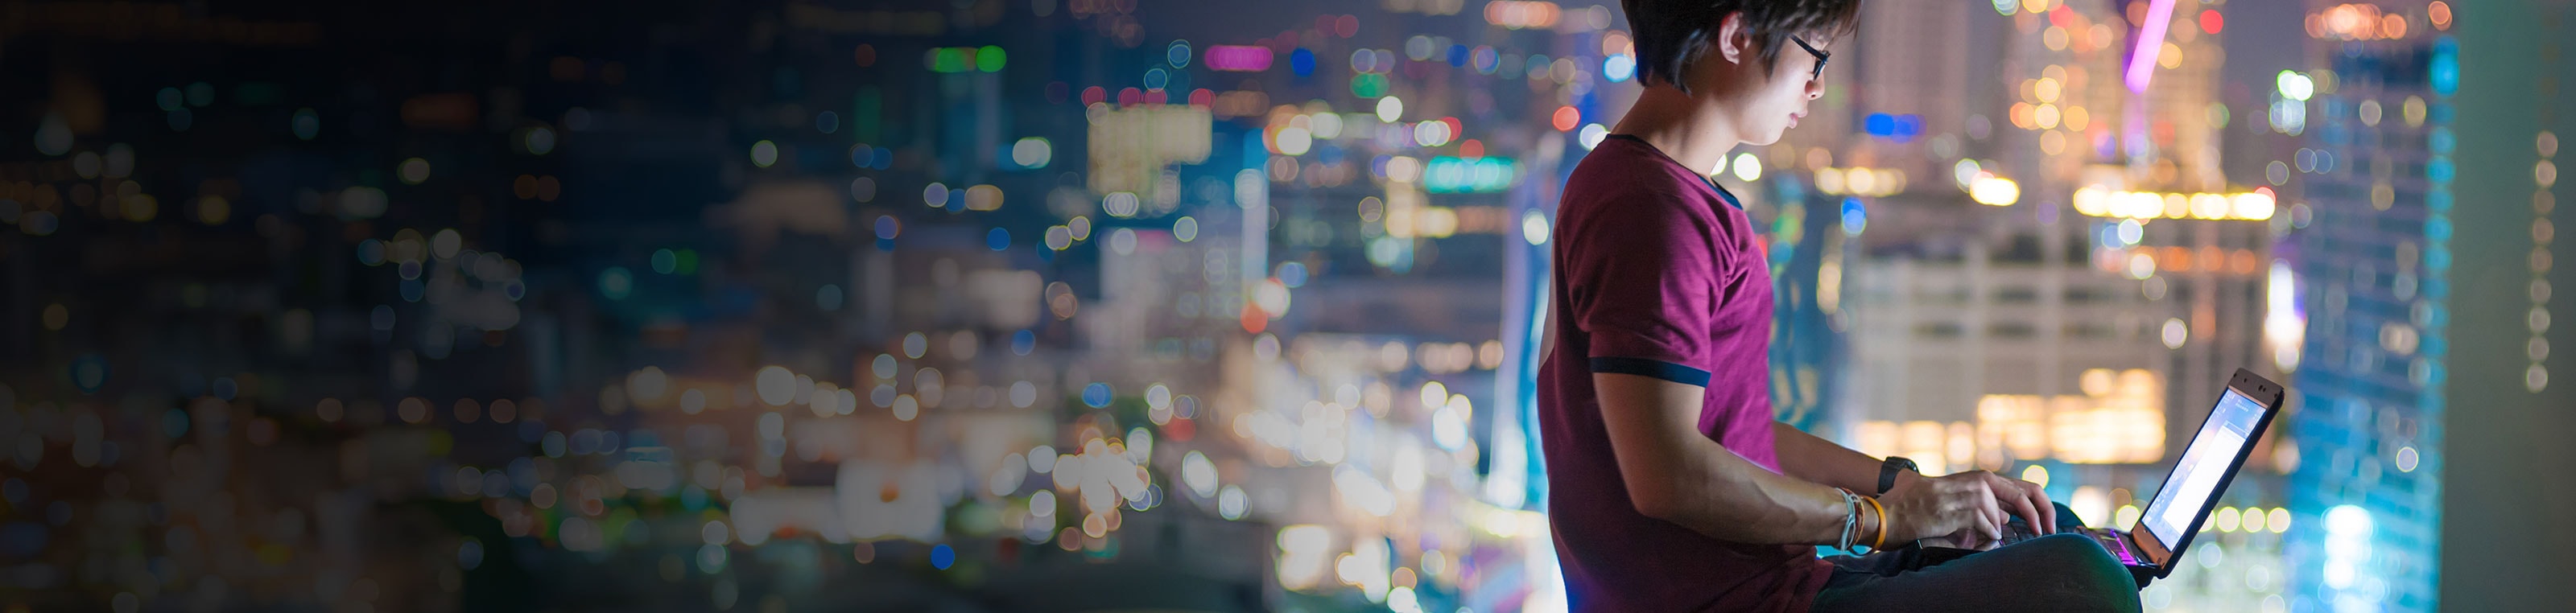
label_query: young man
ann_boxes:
[1538,1,2142,611]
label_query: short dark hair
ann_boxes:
[1621,0,1862,93]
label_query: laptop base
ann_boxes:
[1913,524,2158,589]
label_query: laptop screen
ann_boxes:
[2139,389,2268,547]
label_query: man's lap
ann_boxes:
[1810,503,2141,613]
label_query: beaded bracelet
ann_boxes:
[1834,488,1860,551]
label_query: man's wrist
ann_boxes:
[1886,469,1922,492]
[1876,456,1920,495]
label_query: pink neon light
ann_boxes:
[2124,0,2178,93]
[1204,45,1274,72]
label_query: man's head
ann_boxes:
[1622,0,1860,145]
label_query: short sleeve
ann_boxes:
[1569,195,1724,387]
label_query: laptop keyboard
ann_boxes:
[2090,529,2140,564]
[1996,525,2042,545]
[1996,526,2141,565]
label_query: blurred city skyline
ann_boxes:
[2,1,2571,612]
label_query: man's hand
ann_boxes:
[1877,471,2054,548]
[1992,472,2056,534]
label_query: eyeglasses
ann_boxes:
[1790,35,1830,81]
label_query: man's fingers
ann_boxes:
[1999,489,2040,535]
[2025,480,2058,533]
[1996,480,2044,536]
[1971,483,2004,540]
[1951,527,1989,551]
[1984,483,2008,533]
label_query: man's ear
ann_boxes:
[1712,12,1752,66]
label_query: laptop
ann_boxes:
[1982,368,2287,585]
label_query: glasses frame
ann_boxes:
[1790,35,1830,81]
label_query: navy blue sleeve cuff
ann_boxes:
[1587,357,1711,387]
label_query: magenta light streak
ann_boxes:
[2124,0,2178,93]
[1203,45,1274,72]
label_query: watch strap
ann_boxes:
[1878,456,1918,495]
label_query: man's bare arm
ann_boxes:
[1772,421,1895,495]
[1772,422,2057,534]
[1592,372,1862,545]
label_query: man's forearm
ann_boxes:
[1649,439,1869,545]
[1596,372,1871,545]
[1772,421,1889,494]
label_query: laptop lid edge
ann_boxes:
[2132,368,2287,577]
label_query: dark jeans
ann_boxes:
[1810,503,2143,613]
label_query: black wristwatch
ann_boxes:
[1878,456,1918,496]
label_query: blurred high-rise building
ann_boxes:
[1848,0,1973,183]
[2283,2,2452,611]
[2285,1,2576,611]
[1835,0,2278,470]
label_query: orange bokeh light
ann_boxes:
[1551,105,1580,131]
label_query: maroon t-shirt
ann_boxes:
[1538,134,1831,611]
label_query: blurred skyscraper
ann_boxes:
[1835,0,2281,483]
[2283,2,2452,611]
[2283,2,2576,611]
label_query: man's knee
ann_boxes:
[2017,534,2141,611]
[2019,534,2124,575]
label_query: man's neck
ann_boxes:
[1609,87,1742,178]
